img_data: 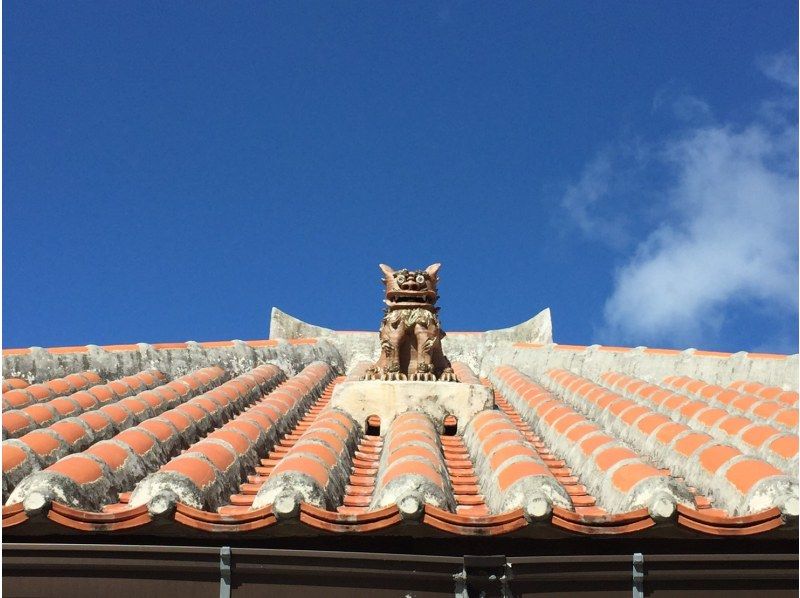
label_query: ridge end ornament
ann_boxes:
[363,263,458,382]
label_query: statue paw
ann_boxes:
[381,371,407,381]
[363,367,381,381]
[439,369,458,382]
[410,371,436,381]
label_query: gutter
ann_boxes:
[4,543,798,596]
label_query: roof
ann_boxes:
[2,313,798,540]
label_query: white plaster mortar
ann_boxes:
[329,381,494,435]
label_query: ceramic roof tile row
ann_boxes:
[726,380,798,405]
[2,371,104,410]
[253,406,358,516]
[434,434,486,516]
[370,412,453,518]
[2,378,30,393]
[2,370,166,439]
[661,375,798,432]
[225,376,339,510]
[462,409,571,518]
[336,430,383,515]
[601,372,798,473]
[487,384,602,510]
[491,366,684,519]
[0,339,319,357]
[5,366,240,511]
[128,364,322,514]
[334,389,388,515]
[451,361,481,385]
[540,369,798,517]
[1,369,202,502]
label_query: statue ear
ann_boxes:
[379,264,395,280]
[425,263,441,279]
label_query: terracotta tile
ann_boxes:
[163,456,218,488]
[272,454,331,487]
[21,431,63,459]
[747,351,790,360]
[3,348,32,356]
[69,391,100,410]
[673,433,713,457]
[49,421,89,448]
[46,346,89,355]
[2,389,32,409]
[643,347,682,355]
[101,344,140,352]
[48,454,105,484]
[47,397,79,417]
[79,411,113,434]
[138,419,178,443]
[98,404,132,427]
[116,429,157,457]
[769,435,799,459]
[86,441,131,471]
[773,409,798,428]
[731,395,759,412]
[678,401,707,419]
[2,411,35,437]
[739,425,779,449]
[87,386,117,403]
[26,385,55,401]
[718,417,752,435]
[190,441,237,472]
[3,444,28,472]
[107,380,134,396]
[725,459,783,493]
[23,404,58,426]
[775,391,798,405]
[610,463,661,492]
[495,460,551,490]
[579,434,615,456]
[381,459,443,486]
[693,350,732,358]
[698,445,741,474]
[696,408,729,427]
[245,339,279,348]
[151,342,189,350]
[565,423,599,442]
[594,447,638,471]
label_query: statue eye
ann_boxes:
[396,274,406,284]
[415,274,425,284]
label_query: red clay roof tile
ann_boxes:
[2,340,796,539]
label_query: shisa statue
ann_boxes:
[363,263,458,382]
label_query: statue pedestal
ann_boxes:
[329,381,494,435]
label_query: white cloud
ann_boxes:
[559,142,651,249]
[653,85,714,123]
[603,123,797,345]
[560,152,622,242]
[562,54,798,349]
[757,53,798,89]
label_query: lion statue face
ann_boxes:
[379,263,441,311]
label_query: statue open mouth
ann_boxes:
[386,290,436,307]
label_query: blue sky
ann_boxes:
[4,2,798,353]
